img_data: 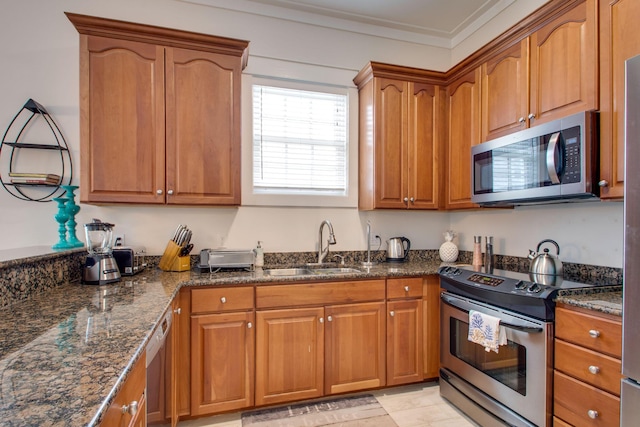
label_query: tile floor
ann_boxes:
[178,382,479,427]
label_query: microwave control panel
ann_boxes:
[561,125,581,183]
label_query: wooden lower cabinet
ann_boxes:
[553,304,622,426]
[325,302,386,394]
[255,302,386,406]
[255,307,325,405]
[100,352,146,427]
[387,298,422,386]
[422,276,440,379]
[190,311,255,415]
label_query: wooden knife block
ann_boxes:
[158,241,182,271]
[170,255,191,272]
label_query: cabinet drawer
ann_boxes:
[554,371,620,427]
[256,280,385,309]
[555,339,622,396]
[191,287,254,314]
[555,306,622,358]
[387,277,423,299]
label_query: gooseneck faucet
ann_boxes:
[317,220,337,264]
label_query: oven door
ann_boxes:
[440,292,553,427]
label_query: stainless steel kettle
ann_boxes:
[386,236,410,262]
[528,239,563,277]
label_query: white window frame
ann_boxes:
[242,74,358,207]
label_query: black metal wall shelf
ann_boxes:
[0,99,73,202]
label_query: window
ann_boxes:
[252,85,348,196]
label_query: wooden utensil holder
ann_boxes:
[158,240,182,271]
[170,255,191,272]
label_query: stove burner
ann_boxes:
[438,265,610,321]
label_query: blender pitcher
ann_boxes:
[82,219,121,285]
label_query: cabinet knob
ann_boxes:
[156,189,163,195]
[528,113,536,120]
[390,311,395,317]
[327,315,333,322]
[598,180,609,187]
[589,329,600,338]
[403,197,409,203]
[588,365,600,374]
[587,410,599,419]
[319,317,324,323]
[173,308,181,315]
[247,322,252,329]
[220,297,226,304]
[409,197,415,203]
[167,189,174,195]
[404,286,410,292]
[518,117,525,123]
[122,400,138,415]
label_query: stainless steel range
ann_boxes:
[438,265,613,427]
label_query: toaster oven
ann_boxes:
[112,247,146,275]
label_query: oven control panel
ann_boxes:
[439,266,547,295]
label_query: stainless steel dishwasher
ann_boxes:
[146,308,172,426]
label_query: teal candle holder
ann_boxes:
[52,197,72,249]
[62,185,83,248]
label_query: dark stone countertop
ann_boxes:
[0,261,442,427]
[556,287,623,317]
[0,258,624,426]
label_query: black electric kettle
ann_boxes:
[386,236,411,262]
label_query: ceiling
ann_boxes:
[245,0,516,44]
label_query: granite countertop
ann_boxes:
[0,261,443,426]
[0,257,624,426]
[556,288,623,317]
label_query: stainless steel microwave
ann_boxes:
[471,110,599,206]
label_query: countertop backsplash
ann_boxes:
[0,247,623,309]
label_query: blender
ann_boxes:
[82,218,121,285]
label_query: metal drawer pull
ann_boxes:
[220,297,226,303]
[122,400,138,415]
[247,322,252,329]
[589,329,600,338]
[174,308,181,315]
[587,410,598,419]
[327,316,333,322]
[404,286,410,292]
[319,317,324,323]
[390,311,395,317]
[588,365,600,374]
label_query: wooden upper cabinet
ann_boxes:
[599,0,640,199]
[481,0,598,141]
[481,39,529,141]
[67,13,248,205]
[445,67,481,210]
[354,62,444,210]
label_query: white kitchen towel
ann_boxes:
[468,310,508,353]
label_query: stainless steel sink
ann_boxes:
[262,268,312,276]
[309,267,362,275]
[261,267,362,276]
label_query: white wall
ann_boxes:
[0,0,624,268]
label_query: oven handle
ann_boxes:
[441,293,544,333]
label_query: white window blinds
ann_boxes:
[252,85,348,195]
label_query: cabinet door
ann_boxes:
[387,299,423,386]
[81,36,165,204]
[99,352,147,427]
[408,82,442,209]
[190,311,254,416]
[175,288,190,419]
[373,78,409,208]
[599,0,640,199]
[481,39,529,141]
[324,302,386,394]
[165,48,241,205]
[529,0,598,125]
[445,67,481,209]
[255,307,324,406]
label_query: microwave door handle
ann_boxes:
[546,132,561,184]
[441,293,544,333]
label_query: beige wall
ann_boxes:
[0,0,624,267]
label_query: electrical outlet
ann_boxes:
[114,234,125,247]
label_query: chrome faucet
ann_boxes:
[317,220,336,264]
